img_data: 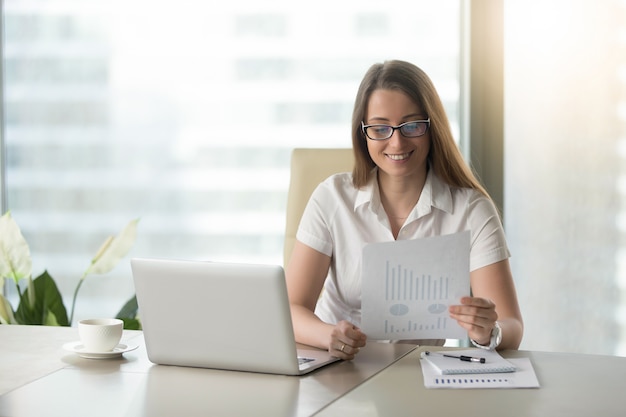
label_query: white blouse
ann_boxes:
[296,168,510,328]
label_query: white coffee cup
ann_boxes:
[78,318,123,352]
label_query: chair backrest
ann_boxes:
[283,148,354,267]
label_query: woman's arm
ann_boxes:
[449,259,523,350]
[285,240,366,359]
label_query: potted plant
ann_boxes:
[0,211,141,329]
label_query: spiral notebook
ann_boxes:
[420,349,517,374]
[420,350,540,389]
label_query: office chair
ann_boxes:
[283,148,354,267]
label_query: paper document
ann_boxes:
[421,356,540,389]
[361,232,470,340]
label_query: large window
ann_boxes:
[504,0,626,356]
[2,1,462,323]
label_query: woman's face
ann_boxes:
[364,89,430,182]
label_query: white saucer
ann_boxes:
[63,341,139,359]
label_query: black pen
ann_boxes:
[425,351,486,363]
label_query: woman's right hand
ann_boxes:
[286,242,367,358]
[329,320,367,360]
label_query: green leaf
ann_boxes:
[120,318,142,330]
[0,212,33,284]
[15,271,69,326]
[43,310,61,326]
[84,219,139,277]
[116,294,138,319]
[116,295,141,330]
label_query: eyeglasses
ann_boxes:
[361,119,430,140]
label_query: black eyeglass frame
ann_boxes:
[361,118,431,141]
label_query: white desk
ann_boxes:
[2,326,626,416]
[0,325,414,417]
[319,347,626,416]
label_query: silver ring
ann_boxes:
[340,343,346,353]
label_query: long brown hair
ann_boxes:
[351,60,488,197]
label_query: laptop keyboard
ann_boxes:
[298,357,315,365]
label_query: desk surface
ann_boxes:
[1,325,626,416]
[318,347,626,416]
[0,325,414,417]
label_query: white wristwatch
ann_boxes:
[470,321,502,350]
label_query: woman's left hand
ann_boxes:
[449,296,498,345]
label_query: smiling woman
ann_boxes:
[285,60,523,358]
[362,89,431,238]
[364,89,431,204]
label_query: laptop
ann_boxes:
[130,257,340,375]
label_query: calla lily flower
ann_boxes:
[0,294,17,324]
[69,218,140,324]
[0,211,33,284]
[83,218,140,278]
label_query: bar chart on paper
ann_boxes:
[383,261,454,335]
[361,232,470,340]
